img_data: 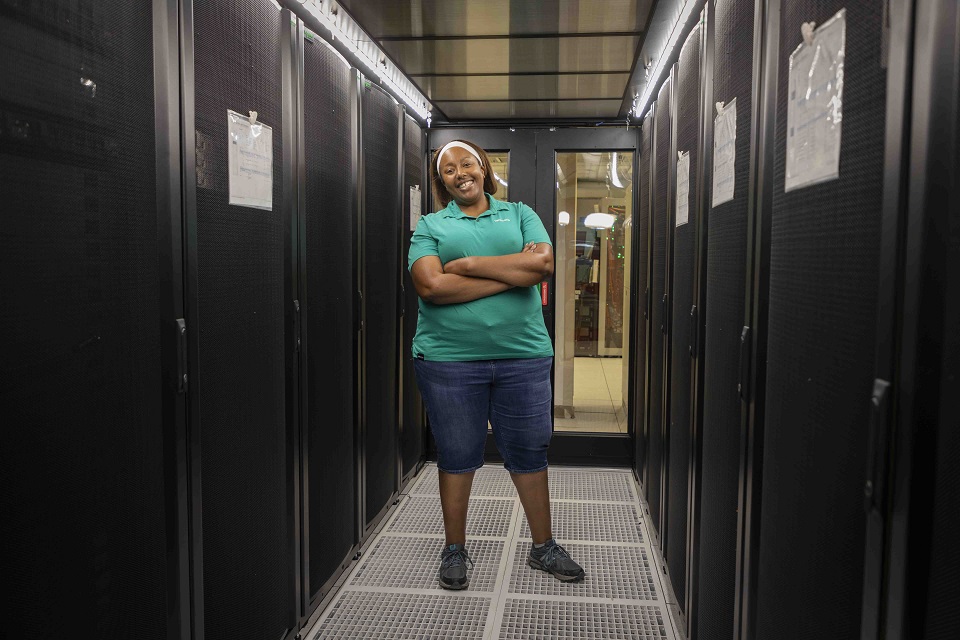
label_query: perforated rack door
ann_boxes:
[191,1,292,638]
[401,114,425,481]
[303,36,357,602]
[361,80,402,531]
[647,78,674,542]
[1,1,169,637]
[754,1,888,637]
[635,112,654,487]
[665,24,702,611]
[697,0,757,637]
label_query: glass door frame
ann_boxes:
[423,127,640,468]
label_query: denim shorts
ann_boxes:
[413,356,553,474]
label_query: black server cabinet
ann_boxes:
[360,80,402,535]
[301,34,360,607]
[748,2,889,638]
[665,24,702,612]
[697,0,757,637]
[648,79,674,544]
[635,113,654,490]
[401,114,426,483]
[1,1,182,637]
[184,1,297,638]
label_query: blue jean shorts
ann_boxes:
[413,356,554,474]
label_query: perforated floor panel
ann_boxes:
[308,465,677,640]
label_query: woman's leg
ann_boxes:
[510,469,552,544]
[439,470,476,545]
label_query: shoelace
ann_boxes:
[442,547,475,570]
[539,542,571,568]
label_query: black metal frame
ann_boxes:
[686,4,714,637]
[396,104,407,497]
[177,0,205,634]
[154,0,191,637]
[350,66,365,555]
[859,0,915,637]
[734,0,777,637]
[639,107,656,494]
[882,0,959,637]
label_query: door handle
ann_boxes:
[738,326,751,401]
[864,379,891,513]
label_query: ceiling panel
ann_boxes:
[435,99,624,119]
[336,0,655,38]
[415,73,630,101]
[382,35,638,76]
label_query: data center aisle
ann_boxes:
[306,464,679,639]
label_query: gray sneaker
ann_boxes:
[438,543,474,590]
[528,539,585,582]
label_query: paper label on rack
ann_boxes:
[676,151,690,227]
[409,185,422,231]
[712,98,737,206]
[785,9,846,192]
[227,110,273,210]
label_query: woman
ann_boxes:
[408,139,585,590]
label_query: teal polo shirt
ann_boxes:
[407,194,554,362]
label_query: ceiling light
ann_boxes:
[558,211,570,226]
[610,153,624,188]
[584,213,616,230]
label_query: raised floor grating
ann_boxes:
[548,470,637,502]
[313,591,490,639]
[518,502,644,543]
[508,542,659,600]
[410,465,519,498]
[497,600,670,639]
[351,536,504,592]
[387,495,514,537]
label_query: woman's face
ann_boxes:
[438,147,485,206]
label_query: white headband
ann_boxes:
[436,141,483,174]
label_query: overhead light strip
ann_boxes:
[297,0,432,121]
[632,0,699,119]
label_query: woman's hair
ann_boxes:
[431,139,498,209]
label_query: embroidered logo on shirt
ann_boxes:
[493,218,511,222]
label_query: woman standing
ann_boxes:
[409,139,585,590]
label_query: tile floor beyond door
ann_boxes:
[306,464,679,639]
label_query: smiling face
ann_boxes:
[438,147,486,207]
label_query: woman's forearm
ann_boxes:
[445,251,553,287]
[420,272,512,304]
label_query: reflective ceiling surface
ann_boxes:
[335,0,656,121]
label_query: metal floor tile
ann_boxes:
[518,501,644,543]
[547,469,637,502]
[387,495,515,537]
[507,541,660,601]
[496,600,670,639]
[350,536,505,592]
[313,591,490,639]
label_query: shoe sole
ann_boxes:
[438,578,469,590]
[527,558,585,582]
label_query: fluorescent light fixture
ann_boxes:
[558,211,570,226]
[633,0,699,118]
[584,213,616,230]
[610,152,624,188]
[494,172,508,188]
[302,0,431,120]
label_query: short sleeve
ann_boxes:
[518,203,552,246]
[407,215,439,271]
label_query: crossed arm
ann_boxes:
[411,242,554,305]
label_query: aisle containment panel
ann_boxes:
[186,0,296,638]
[361,80,402,534]
[666,23,703,614]
[634,111,654,488]
[401,114,426,482]
[697,0,757,637]
[0,1,178,637]
[301,33,359,605]
[647,78,674,544]
[751,2,888,638]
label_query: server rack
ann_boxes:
[635,110,656,495]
